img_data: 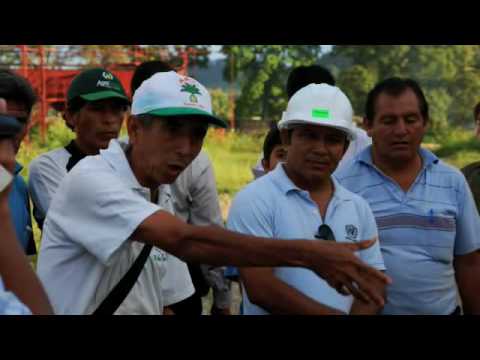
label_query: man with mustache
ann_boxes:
[227,83,386,315]
[36,71,390,314]
[29,68,130,230]
[335,77,480,314]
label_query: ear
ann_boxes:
[127,115,140,144]
[261,158,270,172]
[342,140,350,156]
[364,117,374,137]
[63,110,77,132]
[280,129,291,146]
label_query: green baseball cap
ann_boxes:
[67,68,129,104]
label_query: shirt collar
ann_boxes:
[271,163,354,202]
[100,139,146,190]
[358,145,439,170]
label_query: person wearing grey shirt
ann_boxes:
[170,150,232,314]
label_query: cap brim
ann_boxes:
[80,90,130,103]
[146,107,228,128]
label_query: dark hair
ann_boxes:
[133,113,156,128]
[365,77,429,125]
[66,96,128,115]
[0,69,37,114]
[474,102,480,121]
[131,60,173,95]
[286,65,336,100]
[66,96,87,115]
[263,126,282,162]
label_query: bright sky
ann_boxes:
[209,45,332,60]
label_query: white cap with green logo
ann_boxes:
[131,71,227,128]
[277,83,356,140]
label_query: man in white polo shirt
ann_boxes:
[30,68,193,314]
[129,61,231,315]
[36,71,390,315]
[228,84,386,315]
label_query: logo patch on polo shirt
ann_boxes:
[345,224,358,241]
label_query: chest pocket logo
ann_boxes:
[151,249,168,262]
[345,224,358,241]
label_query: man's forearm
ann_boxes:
[241,270,344,315]
[455,252,480,315]
[457,273,480,314]
[176,223,310,268]
[138,212,310,268]
[136,210,391,307]
[458,281,480,314]
[349,299,382,315]
[0,205,54,315]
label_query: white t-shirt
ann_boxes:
[36,139,194,315]
[28,147,70,228]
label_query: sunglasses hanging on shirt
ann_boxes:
[314,224,336,241]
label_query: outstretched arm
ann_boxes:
[134,210,391,307]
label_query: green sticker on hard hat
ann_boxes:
[312,108,330,119]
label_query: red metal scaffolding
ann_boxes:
[1,45,227,142]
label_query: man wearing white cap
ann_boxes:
[37,71,390,315]
[228,83,386,314]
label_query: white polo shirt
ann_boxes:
[36,139,194,315]
[29,147,71,228]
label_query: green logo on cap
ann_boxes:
[181,83,202,103]
[312,108,330,120]
[102,72,114,80]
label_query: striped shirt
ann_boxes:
[335,146,480,314]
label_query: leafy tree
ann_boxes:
[330,45,480,131]
[221,45,323,123]
[210,88,230,121]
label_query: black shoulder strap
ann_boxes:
[93,244,153,315]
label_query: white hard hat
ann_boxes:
[277,83,356,140]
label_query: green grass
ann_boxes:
[429,128,480,169]
[203,130,265,196]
